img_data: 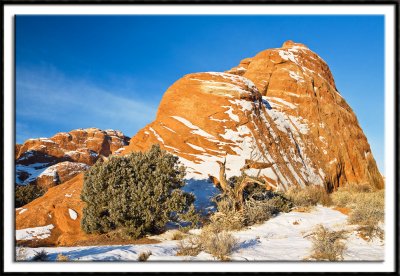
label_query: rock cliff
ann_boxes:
[124,40,383,191]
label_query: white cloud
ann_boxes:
[16,66,158,142]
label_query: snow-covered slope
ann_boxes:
[16,206,384,261]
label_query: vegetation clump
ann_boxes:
[348,189,384,240]
[243,190,293,226]
[285,185,332,209]
[16,247,27,261]
[15,184,44,208]
[56,253,70,262]
[31,249,49,262]
[309,225,347,261]
[199,226,238,261]
[209,174,294,231]
[137,251,152,261]
[81,145,199,239]
[177,227,238,261]
[331,184,384,241]
[177,235,202,257]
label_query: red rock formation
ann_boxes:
[15,144,22,157]
[16,128,130,187]
[238,40,382,190]
[16,41,383,246]
[35,162,90,190]
[124,40,383,191]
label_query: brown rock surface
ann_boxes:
[35,161,90,190]
[15,144,22,157]
[15,128,130,187]
[16,41,383,246]
[16,174,86,246]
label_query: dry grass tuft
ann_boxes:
[16,247,27,261]
[309,225,347,261]
[286,185,332,208]
[348,190,384,225]
[56,253,70,261]
[199,226,238,261]
[331,183,375,208]
[176,235,202,256]
[171,231,185,241]
[331,190,353,207]
[346,183,374,193]
[331,185,384,241]
[177,225,238,260]
[137,251,152,262]
[348,189,384,240]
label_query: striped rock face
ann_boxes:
[125,41,383,191]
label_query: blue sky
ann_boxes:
[16,15,385,172]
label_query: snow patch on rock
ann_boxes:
[68,209,78,220]
[16,224,54,241]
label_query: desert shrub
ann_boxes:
[177,204,201,229]
[348,190,384,240]
[286,185,331,208]
[199,226,238,261]
[242,191,293,226]
[15,184,44,208]
[331,189,353,207]
[176,235,202,256]
[331,183,375,208]
[331,184,379,208]
[137,251,152,261]
[16,247,27,261]
[309,225,347,261]
[265,194,293,213]
[331,186,384,241]
[31,249,49,261]
[81,144,198,239]
[349,190,384,225]
[357,225,384,241]
[243,198,275,225]
[177,227,238,260]
[208,197,244,232]
[346,183,374,193]
[56,253,69,262]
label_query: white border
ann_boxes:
[3,4,396,273]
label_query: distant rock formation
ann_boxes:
[15,128,130,189]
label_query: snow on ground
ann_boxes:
[230,206,383,261]
[16,224,54,241]
[17,206,383,261]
